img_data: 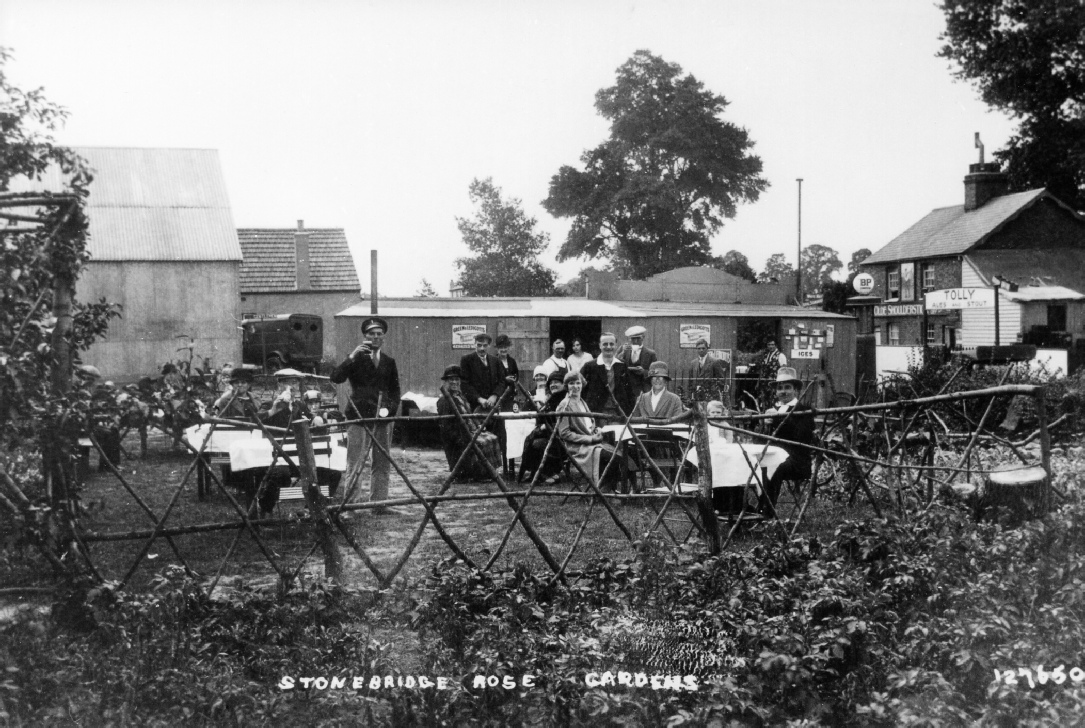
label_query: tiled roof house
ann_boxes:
[859,162,1085,367]
[237,221,361,363]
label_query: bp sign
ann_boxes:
[853,273,875,295]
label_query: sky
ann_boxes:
[0,0,1017,296]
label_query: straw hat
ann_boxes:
[775,366,801,384]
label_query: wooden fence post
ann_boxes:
[291,419,342,582]
[1035,387,1052,516]
[693,403,719,554]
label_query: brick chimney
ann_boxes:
[964,162,1008,211]
[294,219,311,290]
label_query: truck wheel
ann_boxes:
[266,356,284,373]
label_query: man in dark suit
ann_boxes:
[330,316,401,506]
[580,331,636,419]
[459,332,508,409]
[459,332,509,467]
[757,367,816,515]
[618,325,658,393]
[689,339,730,397]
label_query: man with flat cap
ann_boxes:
[619,325,658,393]
[459,331,508,462]
[459,332,508,411]
[330,316,401,506]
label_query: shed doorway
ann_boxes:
[550,318,603,357]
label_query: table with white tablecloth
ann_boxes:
[227,438,348,472]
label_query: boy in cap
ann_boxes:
[330,316,401,506]
[619,325,658,393]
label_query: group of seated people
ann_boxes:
[208,366,338,514]
[435,338,817,518]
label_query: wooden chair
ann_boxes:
[632,430,685,493]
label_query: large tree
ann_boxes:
[543,50,768,279]
[454,178,557,297]
[715,250,757,282]
[758,253,795,283]
[940,0,1085,209]
[800,244,843,298]
[848,248,872,274]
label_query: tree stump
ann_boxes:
[979,465,1048,523]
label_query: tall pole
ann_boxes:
[796,178,803,304]
[370,250,378,315]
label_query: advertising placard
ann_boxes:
[452,324,487,349]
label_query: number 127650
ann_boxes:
[994,666,1085,688]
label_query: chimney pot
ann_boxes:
[297,219,304,230]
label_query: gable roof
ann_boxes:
[965,250,1085,302]
[6,147,242,261]
[863,189,1047,265]
[237,228,360,293]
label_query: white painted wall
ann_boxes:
[960,260,1021,346]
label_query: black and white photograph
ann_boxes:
[2,0,1084,724]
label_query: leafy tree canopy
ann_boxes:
[801,244,842,298]
[543,50,768,279]
[849,248,872,273]
[940,0,1085,208]
[758,253,795,283]
[714,250,757,282]
[455,178,557,297]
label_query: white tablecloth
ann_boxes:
[599,423,691,442]
[497,414,537,460]
[684,442,789,489]
[183,423,263,453]
[228,438,348,472]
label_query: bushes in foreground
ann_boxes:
[5,486,1085,725]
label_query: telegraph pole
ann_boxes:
[796,178,803,304]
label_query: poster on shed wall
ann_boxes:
[452,324,487,349]
[679,324,711,348]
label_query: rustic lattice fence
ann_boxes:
[0,380,1058,596]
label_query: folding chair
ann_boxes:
[633,430,685,493]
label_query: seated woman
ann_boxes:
[530,365,549,408]
[556,370,619,488]
[705,399,735,443]
[519,371,568,484]
[631,361,686,419]
[437,365,503,480]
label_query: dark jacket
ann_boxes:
[330,350,401,419]
[258,398,313,430]
[764,402,816,472]
[690,355,730,385]
[619,346,659,392]
[459,353,508,406]
[580,358,636,416]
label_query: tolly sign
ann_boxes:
[924,288,996,311]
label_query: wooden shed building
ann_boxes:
[334,297,856,407]
[14,147,243,379]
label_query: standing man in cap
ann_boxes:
[459,332,507,411]
[330,316,401,505]
[459,331,508,467]
[757,366,815,515]
[619,325,658,393]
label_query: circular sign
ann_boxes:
[853,272,875,295]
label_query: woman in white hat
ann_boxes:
[758,366,815,514]
[631,361,686,419]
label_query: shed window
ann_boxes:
[888,323,901,345]
[887,270,901,299]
